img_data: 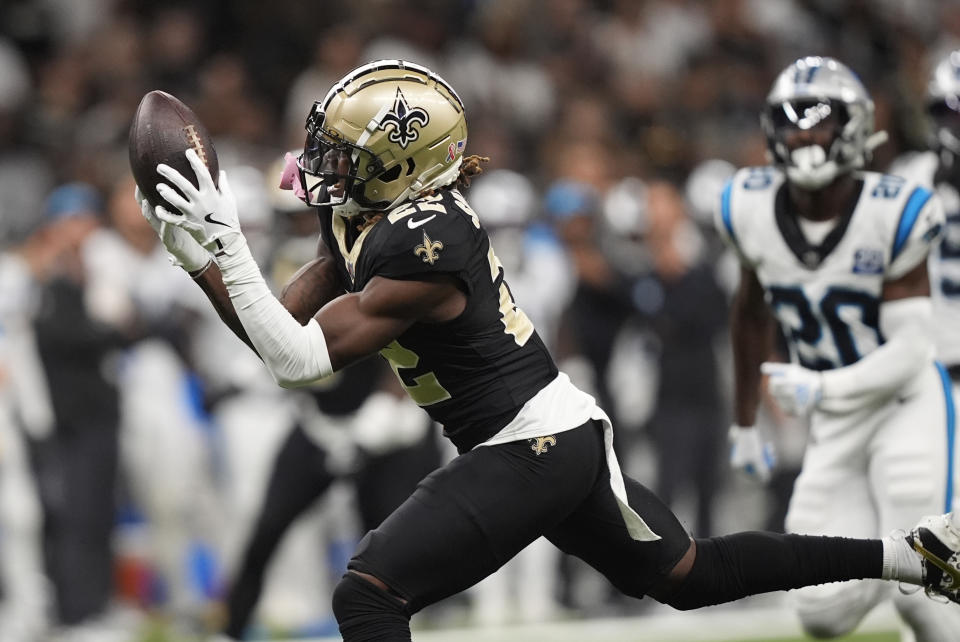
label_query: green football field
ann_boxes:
[729,635,895,642]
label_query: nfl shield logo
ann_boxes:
[852,248,883,274]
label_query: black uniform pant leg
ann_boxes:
[545,464,692,600]
[223,425,336,639]
[542,420,692,599]
[346,421,606,614]
[354,429,441,532]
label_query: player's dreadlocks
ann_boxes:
[455,154,490,190]
[422,154,490,197]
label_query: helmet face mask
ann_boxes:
[298,106,384,211]
[761,56,882,190]
[297,60,468,217]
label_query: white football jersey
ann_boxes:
[715,166,944,371]
[891,151,960,366]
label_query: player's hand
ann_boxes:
[728,424,776,483]
[135,186,211,273]
[154,148,244,256]
[761,361,823,416]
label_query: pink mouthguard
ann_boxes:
[278,152,307,202]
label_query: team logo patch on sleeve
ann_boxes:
[852,248,884,274]
[414,231,444,265]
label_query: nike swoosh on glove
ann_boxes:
[154,148,245,256]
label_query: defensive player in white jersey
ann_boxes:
[716,56,960,641]
[891,51,960,401]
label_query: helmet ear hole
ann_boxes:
[379,164,403,183]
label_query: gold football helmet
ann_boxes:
[297,60,468,216]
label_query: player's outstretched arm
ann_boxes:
[191,262,255,352]
[149,149,345,356]
[191,239,343,351]
[135,183,257,351]
[815,261,934,411]
[315,274,465,371]
[197,264,461,387]
[154,148,466,387]
[190,255,345,355]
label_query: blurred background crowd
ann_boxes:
[0,0,958,640]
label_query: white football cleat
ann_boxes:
[906,512,960,603]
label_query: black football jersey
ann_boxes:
[319,189,558,451]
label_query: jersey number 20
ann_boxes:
[769,285,881,370]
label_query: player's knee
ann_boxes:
[331,572,410,642]
[880,453,938,509]
[792,582,879,639]
[607,577,648,601]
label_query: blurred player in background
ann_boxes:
[717,56,960,641]
[143,59,960,642]
[892,50,960,405]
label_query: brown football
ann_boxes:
[128,90,218,210]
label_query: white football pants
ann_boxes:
[786,363,960,641]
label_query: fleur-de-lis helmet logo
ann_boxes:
[378,88,430,149]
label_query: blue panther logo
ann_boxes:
[378,88,430,149]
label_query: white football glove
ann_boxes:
[154,148,245,256]
[762,361,823,416]
[728,424,776,484]
[135,186,211,273]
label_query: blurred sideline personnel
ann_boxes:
[0,207,73,641]
[142,60,960,641]
[717,56,960,641]
[892,50,960,404]
[32,185,130,638]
